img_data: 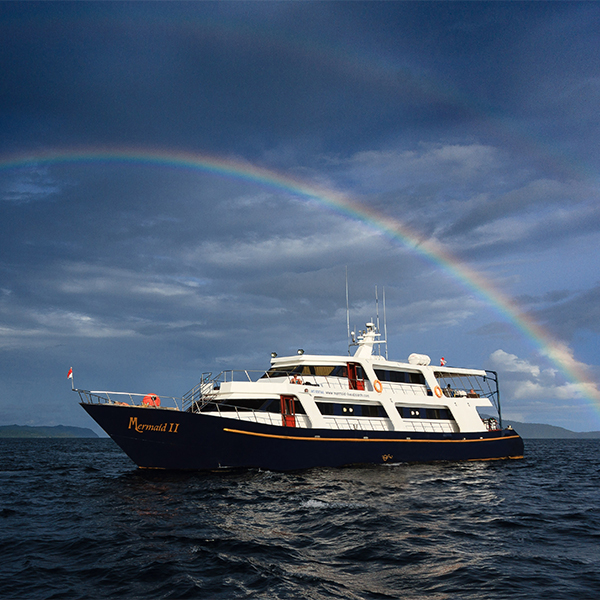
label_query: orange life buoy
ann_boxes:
[373,379,383,393]
[142,394,161,407]
[434,386,442,398]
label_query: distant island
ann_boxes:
[0,425,99,438]
[501,419,600,439]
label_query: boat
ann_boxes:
[75,322,524,470]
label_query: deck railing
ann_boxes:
[75,389,182,410]
[182,370,367,411]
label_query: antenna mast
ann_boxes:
[383,286,388,359]
[375,286,380,356]
[345,267,351,352]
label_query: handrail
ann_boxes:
[484,370,502,428]
[74,388,182,410]
[181,369,363,412]
[377,381,428,396]
[74,386,289,425]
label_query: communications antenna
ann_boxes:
[375,286,380,356]
[345,267,351,354]
[383,286,388,359]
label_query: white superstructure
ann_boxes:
[183,322,501,435]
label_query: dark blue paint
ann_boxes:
[82,403,524,471]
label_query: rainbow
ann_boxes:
[2,147,599,409]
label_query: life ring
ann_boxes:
[143,394,161,407]
[290,375,303,385]
[373,379,383,393]
[434,386,442,398]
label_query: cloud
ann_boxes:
[328,144,600,262]
[0,309,138,351]
[186,225,388,273]
[531,284,600,341]
[336,143,505,197]
[388,296,485,333]
[489,349,541,378]
[0,166,61,203]
[489,348,600,409]
[443,178,597,237]
[515,289,573,307]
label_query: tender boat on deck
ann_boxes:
[76,322,523,470]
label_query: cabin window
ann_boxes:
[261,366,302,378]
[360,404,387,417]
[301,365,348,377]
[425,408,453,420]
[317,365,348,377]
[316,402,386,418]
[317,402,334,415]
[262,365,347,379]
[204,398,305,414]
[396,406,454,420]
[374,369,426,385]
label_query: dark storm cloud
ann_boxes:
[532,284,600,341]
[515,290,574,308]
[321,143,600,269]
[442,179,594,238]
[5,2,592,160]
[2,2,426,153]
[472,285,600,349]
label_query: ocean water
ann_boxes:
[0,439,598,599]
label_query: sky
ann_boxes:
[1,1,600,434]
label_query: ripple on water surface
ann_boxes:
[0,438,599,598]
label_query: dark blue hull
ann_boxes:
[82,403,524,471]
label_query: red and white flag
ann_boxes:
[440,357,446,366]
[67,367,73,379]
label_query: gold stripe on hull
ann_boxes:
[223,427,521,444]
